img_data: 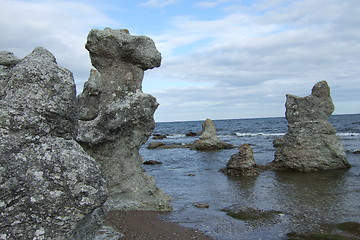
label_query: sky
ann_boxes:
[0,0,359,122]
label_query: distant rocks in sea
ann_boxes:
[192,119,233,150]
[146,119,233,150]
[269,81,350,171]
[152,134,167,139]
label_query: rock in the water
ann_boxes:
[270,81,350,171]
[143,160,163,165]
[192,119,232,150]
[193,203,210,208]
[221,144,260,176]
[353,150,360,154]
[147,141,166,149]
[77,28,171,211]
[152,134,167,139]
[185,131,197,137]
[0,48,108,239]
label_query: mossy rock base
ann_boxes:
[337,222,360,236]
[287,221,360,240]
[287,232,357,240]
[221,206,282,221]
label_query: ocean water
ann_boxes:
[140,114,360,240]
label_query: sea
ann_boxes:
[140,114,360,240]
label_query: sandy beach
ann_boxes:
[105,210,214,240]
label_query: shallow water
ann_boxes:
[140,114,360,240]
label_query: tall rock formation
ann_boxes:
[192,119,232,150]
[0,48,108,239]
[77,28,171,211]
[271,81,350,171]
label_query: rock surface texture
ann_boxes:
[77,28,171,211]
[0,48,108,239]
[192,119,232,150]
[221,144,260,176]
[271,81,350,171]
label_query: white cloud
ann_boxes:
[0,0,116,93]
[147,0,360,121]
[195,0,236,8]
[141,0,179,7]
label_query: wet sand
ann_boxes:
[105,210,214,240]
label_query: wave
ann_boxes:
[166,134,187,139]
[160,132,360,139]
[235,132,285,137]
[337,132,360,137]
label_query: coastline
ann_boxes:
[105,210,214,240]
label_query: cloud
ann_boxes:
[147,0,360,121]
[195,0,237,8]
[0,0,116,93]
[141,0,179,7]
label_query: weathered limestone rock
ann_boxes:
[192,119,232,150]
[221,144,260,176]
[0,48,108,239]
[77,28,171,211]
[270,81,350,171]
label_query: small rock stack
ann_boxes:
[192,119,232,150]
[221,144,259,176]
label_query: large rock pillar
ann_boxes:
[77,28,171,211]
[271,81,350,171]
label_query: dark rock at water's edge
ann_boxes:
[186,131,198,137]
[221,205,283,224]
[147,141,166,149]
[77,28,172,211]
[143,160,163,165]
[192,119,232,150]
[193,203,210,208]
[152,134,167,139]
[221,144,260,176]
[353,150,360,154]
[270,81,350,172]
[0,48,108,239]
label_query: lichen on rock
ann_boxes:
[77,28,172,211]
[192,119,232,150]
[270,81,350,171]
[0,48,108,239]
[221,144,260,176]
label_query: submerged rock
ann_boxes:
[192,119,232,150]
[0,48,107,239]
[77,28,171,211]
[222,205,283,222]
[270,81,350,171]
[193,203,210,208]
[147,141,166,149]
[221,144,260,176]
[143,160,163,165]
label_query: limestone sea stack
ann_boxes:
[270,81,350,171]
[0,49,108,239]
[192,119,232,150]
[221,144,260,176]
[77,28,172,211]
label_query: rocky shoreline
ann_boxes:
[1,27,356,239]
